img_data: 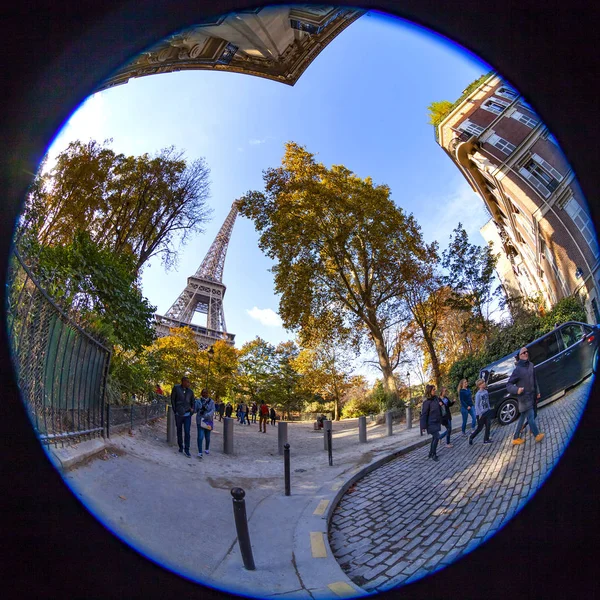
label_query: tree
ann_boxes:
[146,327,205,391]
[442,223,498,338]
[340,376,379,418]
[29,230,156,351]
[427,100,454,126]
[270,341,306,419]
[20,140,212,274]
[295,337,354,421]
[235,337,277,404]
[239,142,428,403]
[205,340,239,401]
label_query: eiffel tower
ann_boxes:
[154,201,239,349]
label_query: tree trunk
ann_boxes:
[422,331,441,390]
[370,328,399,405]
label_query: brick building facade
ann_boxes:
[436,73,600,323]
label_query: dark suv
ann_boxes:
[479,321,599,425]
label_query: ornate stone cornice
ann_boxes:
[96,6,365,92]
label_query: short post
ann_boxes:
[223,416,234,455]
[278,421,288,456]
[284,443,291,496]
[230,488,256,570]
[106,404,111,439]
[358,415,367,443]
[326,428,333,466]
[323,419,332,451]
[406,405,413,429]
[130,401,134,433]
[386,411,393,436]
[167,405,176,445]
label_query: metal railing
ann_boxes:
[6,250,111,446]
[106,396,168,437]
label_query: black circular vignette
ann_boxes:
[1,1,598,598]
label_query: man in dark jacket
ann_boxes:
[420,384,445,461]
[225,402,233,418]
[171,376,195,456]
[507,347,544,445]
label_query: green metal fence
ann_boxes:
[6,250,111,445]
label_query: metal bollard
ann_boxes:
[358,415,367,443]
[167,405,176,445]
[223,417,234,455]
[406,406,413,429]
[323,420,332,451]
[278,421,288,456]
[230,488,256,570]
[326,428,333,466]
[386,411,393,436]
[284,443,291,496]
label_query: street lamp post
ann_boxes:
[205,346,215,390]
[407,371,411,404]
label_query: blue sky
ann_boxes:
[44,9,493,382]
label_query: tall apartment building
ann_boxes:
[436,73,600,323]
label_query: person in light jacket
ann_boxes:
[469,378,493,445]
[420,384,446,462]
[507,347,544,445]
[194,389,215,458]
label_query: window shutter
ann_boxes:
[532,153,563,181]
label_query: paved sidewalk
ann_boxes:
[328,378,591,593]
[55,379,591,598]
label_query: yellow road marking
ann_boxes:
[314,499,329,515]
[310,532,327,558]
[328,582,357,597]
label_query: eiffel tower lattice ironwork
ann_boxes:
[154,201,239,349]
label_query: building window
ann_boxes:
[564,197,600,257]
[518,155,562,198]
[481,98,510,115]
[459,120,484,137]
[488,133,516,155]
[511,110,539,128]
[496,86,519,101]
[542,242,568,295]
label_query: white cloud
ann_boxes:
[246,306,283,327]
[249,138,267,145]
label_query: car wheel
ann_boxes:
[593,348,599,375]
[497,400,518,425]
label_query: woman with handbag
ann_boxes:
[195,389,215,458]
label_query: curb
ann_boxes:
[46,437,107,472]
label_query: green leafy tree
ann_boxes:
[239,142,428,403]
[30,231,155,351]
[19,139,212,274]
[427,100,453,126]
[205,340,239,401]
[235,337,277,404]
[442,223,498,338]
[269,341,305,419]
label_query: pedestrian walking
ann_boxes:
[259,400,269,433]
[469,379,493,445]
[420,384,446,461]
[458,378,476,435]
[170,376,195,457]
[239,401,248,425]
[508,347,545,446]
[244,402,251,426]
[270,407,277,426]
[194,389,215,458]
[225,402,233,418]
[439,387,455,447]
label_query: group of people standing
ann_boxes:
[420,346,545,461]
[170,376,281,457]
[234,400,277,432]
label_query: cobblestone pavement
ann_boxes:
[328,378,592,593]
